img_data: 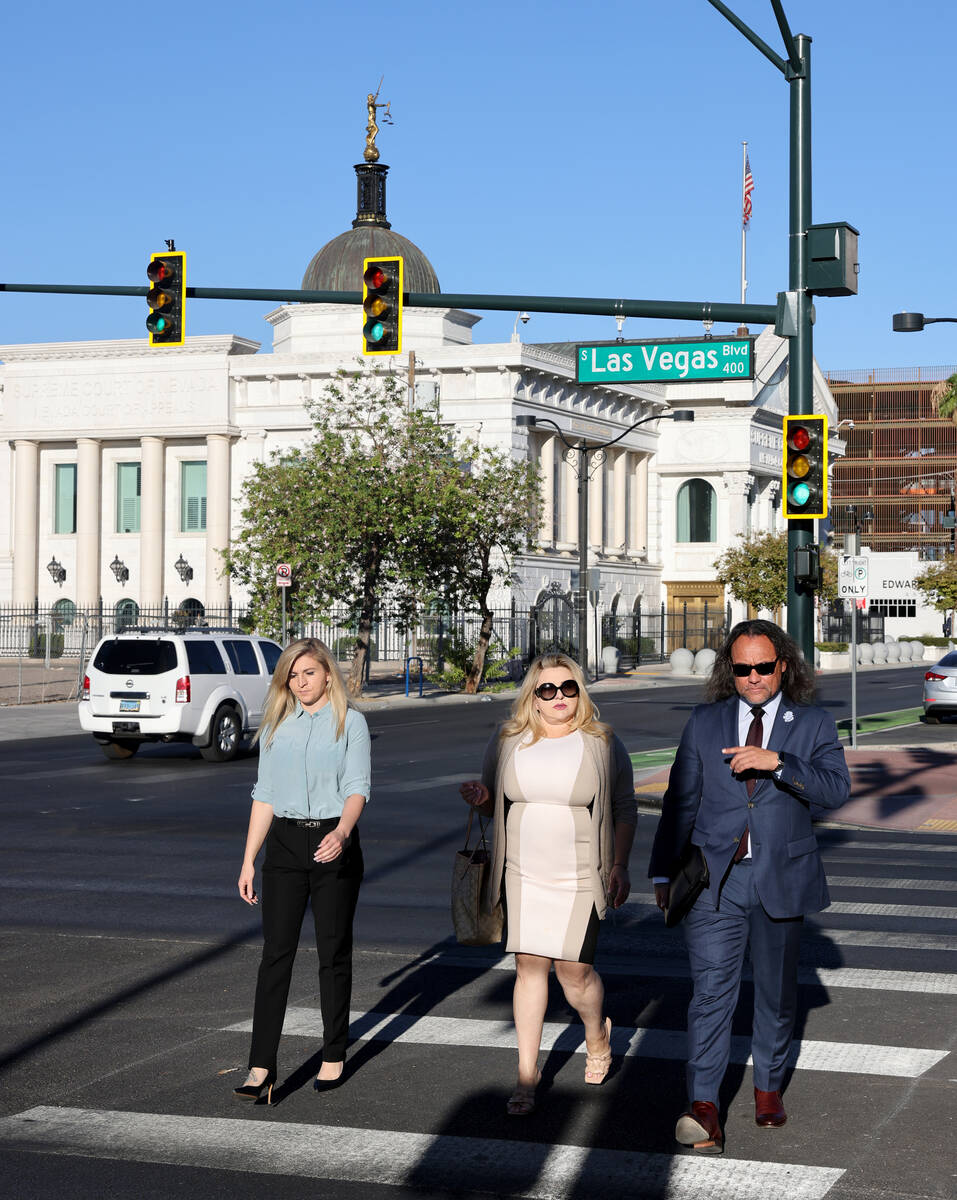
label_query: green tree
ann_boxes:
[432,446,541,693]
[913,558,957,628]
[225,366,461,696]
[714,530,837,612]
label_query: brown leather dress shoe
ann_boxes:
[675,1101,724,1153]
[754,1087,787,1127]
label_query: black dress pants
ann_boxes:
[248,817,363,1073]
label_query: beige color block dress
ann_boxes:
[502,730,601,962]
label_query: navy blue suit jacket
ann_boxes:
[649,694,850,919]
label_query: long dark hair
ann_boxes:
[705,619,815,704]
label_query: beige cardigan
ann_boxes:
[479,726,636,921]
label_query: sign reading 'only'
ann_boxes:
[576,337,754,384]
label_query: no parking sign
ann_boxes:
[276,563,292,588]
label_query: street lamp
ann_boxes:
[892,312,957,332]
[516,409,695,673]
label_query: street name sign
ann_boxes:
[576,336,754,384]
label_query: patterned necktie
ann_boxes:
[733,704,764,862]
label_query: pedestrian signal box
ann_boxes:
[362,256,403,355]
[146,251,186,346]
[782,415,828,519]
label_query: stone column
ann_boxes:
[140,437,165,611]
[612,448,627,554]
[631,454,649,555]
[562,448,578,549]
[723,471,754,545]
[12,440,39,606]
[205,434,232,609]
[76,438,102,608]
[539,434,555,548]
[589,452,604,551]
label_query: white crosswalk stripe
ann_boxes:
[826,875,957,891]
[222,1007,948,1079]
[0,1107,846,1200]
[422,949,957,994]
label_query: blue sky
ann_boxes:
[3,1,954,373]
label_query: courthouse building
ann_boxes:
[0,151,839,638]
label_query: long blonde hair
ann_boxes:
[255,638,350,748]
[501,652,609,745]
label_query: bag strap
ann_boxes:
[463,806,493,853]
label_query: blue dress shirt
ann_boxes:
[252,703,371,819]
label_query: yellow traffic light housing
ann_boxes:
[782,414,828,519]
[147,251,186,346]
[362,256,403,355]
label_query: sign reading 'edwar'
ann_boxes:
[576,337,754,384]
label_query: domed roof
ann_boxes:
[302,225,439,293]
[301,160,440,294]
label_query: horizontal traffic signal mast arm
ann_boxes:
[0,281,777,325]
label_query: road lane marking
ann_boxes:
[0,1107,845,1199]
[619,897,957,922]
[397,949,957,995]
[827,876,957,892]
[222,1009,948,1079]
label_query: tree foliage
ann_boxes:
[714,530,837,611]
[225,366,464,695]
[428,446,541,692]
[913,557,957,615]
[225,364,542,696]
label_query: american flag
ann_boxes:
[743,154,754,229]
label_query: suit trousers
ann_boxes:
[248,816,363,1074]
[682,858,803,1104]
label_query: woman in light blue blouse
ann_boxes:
[234,637,371,1104]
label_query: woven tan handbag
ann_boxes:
[451,808,504,946]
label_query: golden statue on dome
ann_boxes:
[364,80,393,163]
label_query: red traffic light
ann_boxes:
[788,425,812,451]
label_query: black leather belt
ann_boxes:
[278,816,333,829]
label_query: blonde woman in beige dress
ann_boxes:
[460,653,636,1115]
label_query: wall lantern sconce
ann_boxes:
[46,556,67,586]
[110,555,130,585]
[174,554,194,583]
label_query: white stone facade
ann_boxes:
[0,308,838,637]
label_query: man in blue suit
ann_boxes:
[649,619,849,1154]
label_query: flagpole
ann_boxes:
[740,141,748,305]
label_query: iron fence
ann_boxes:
[602,603,733,668]
[1,599,738,674]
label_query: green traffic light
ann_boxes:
[790,481,811,506]
[369,321,385,343]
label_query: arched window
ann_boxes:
[174,598,206,628]
[676,479,717,543]
[114,599,139,632]
[52,598,76,627]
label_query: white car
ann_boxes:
[79,630,282,761]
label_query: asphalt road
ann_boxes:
[1,674,954,1200]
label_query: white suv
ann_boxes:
[79,629,282,762]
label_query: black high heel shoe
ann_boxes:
[313,1063,345,1093]
[233,1069,276,1104]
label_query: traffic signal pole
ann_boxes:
[0,280,776,327]
[785,31,815,666]
[710,0,818,665]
